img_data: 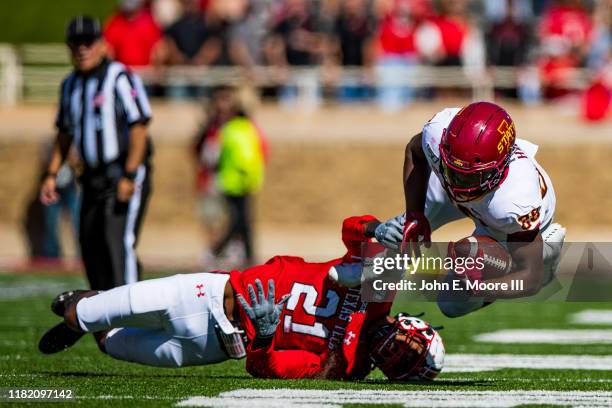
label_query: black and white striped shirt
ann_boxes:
[55,58,152,169]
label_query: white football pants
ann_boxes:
[76,272,236,367]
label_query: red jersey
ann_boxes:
[430,15,467,58]
[539,5,593,50]
[378,16,418,56]
[104,10,162,67]
[229,215,392,379]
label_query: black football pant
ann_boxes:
[213,194,253,264]
[79,166,151,290]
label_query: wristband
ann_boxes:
[251,335,274,350]
[365,220,382,238]
[44,171,57,179]
[123,170,137,181]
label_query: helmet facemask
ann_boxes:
[439,133,514,203]
[369,313,441,381]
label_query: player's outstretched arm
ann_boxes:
[375,134,432,252]
[403,133,430,217]
[401,134,432,256]
[340,215,379,259]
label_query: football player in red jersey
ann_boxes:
[374,101,566,317]
[38,215,445,381]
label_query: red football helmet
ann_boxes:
[369,314,445,381]
[439,101,516,202]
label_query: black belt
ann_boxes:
[79,162,124,191]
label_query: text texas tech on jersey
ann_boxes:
[229,215,391,379]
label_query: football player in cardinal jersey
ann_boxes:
[375,101,566,317]
[38,215,445,381]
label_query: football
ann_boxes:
[451,235,512,280]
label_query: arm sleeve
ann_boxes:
[55,77,72,134]
[246,344,323,379]
[341,215,378,258]
[115,72,152,126]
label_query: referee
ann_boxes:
[40,16,153,290]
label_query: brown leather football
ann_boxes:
[451,235,512,279]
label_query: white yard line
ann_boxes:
[0,281,74,300]
[177,389,612,408]
[474,329,612,344]
[571,310,612,325]
[444,354,612,372]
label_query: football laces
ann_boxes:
[483,253,508,272]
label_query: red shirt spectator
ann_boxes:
[377,0,431,57]
[378,15,418,55]
[430,14,467,60]
[539,2,593,52]
[538,1,594,99]
[104,8,162,67]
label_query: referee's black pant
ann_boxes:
[79,165,151,290]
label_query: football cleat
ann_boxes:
[38,322,85,354]
[51,290,95,317]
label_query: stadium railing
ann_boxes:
[0,43,595,106]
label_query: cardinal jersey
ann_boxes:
[229,216,392,379]
[421,108,556,240]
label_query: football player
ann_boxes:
[374,101,566,317]
[39,215,444,381]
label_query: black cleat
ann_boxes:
[38,322,85,354]
[51,290,91,317]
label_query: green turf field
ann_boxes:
[1,273,612,407]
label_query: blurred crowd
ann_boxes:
[102,0,612,114]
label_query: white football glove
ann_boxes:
[375,213,405,250]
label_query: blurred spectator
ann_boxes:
[152,0,183,28]
[42,152,80,260]
[333,0,374,66]
[483,0,533,22]
[264,0,322,108]
[164,0,213,65]
[538,0,594,98]
[193,86,267,267]
[583,0,612,121]
[587,0,612,70]
[326,0,376,101]
[164,0,251,66]
[233,0,270,65]
[193,87,233,266]
[161,0,252,97]
[430,0,470,66]
[23,143,80,264]
[104,0,163,67]
[266,0,319,66]
[486,0,533,100]
[374,0,430,111]
[486,0,532,67]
